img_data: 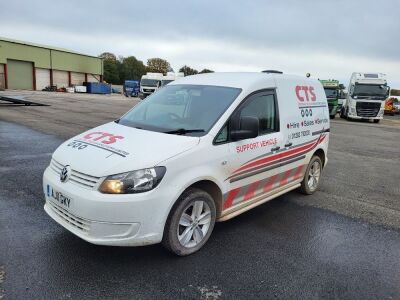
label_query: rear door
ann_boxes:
[220,90,284,211]
[275,77,329,188]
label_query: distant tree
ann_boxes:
[99,52,117,61]
[199,68,214,74]
[179,65,198,76]
[100,52,120,84]
[147,58,171,75]
[120,56,147,81]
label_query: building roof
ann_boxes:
[0,36,101,59]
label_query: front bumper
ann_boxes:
[347,112,383,120]
[43,167,174,246]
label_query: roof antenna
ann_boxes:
[262,70,283,74]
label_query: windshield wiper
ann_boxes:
[164,128,205,135]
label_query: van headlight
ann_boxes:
[99,167,166,194]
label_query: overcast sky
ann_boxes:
[1,0,400,87]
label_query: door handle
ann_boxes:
[285,142,293,147]
[271,146,280,151]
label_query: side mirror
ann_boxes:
[230,116,259,141]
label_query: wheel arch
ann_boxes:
[312,148,326,168]
[184,180,224,218]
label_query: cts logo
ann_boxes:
[83,132,124,144]
[295,86,316,102]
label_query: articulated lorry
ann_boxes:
[139,72,185,99]
[341,72,390,123]
[139,73,163,99]
[320,79,339,119]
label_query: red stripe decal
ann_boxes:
[293,165,305,180]
[223,188,241,210]
[243,180,261,201]
[234,139,318,175]
[263,174,278,193]
[279,169,292,186]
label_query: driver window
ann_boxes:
[239,94,277,134]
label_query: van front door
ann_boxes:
[221,91,284,212]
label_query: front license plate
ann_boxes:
[47,184,72,208]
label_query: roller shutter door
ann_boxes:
[71,72,85,85]
[35,68,50,90]
[53,70,69,88]
[0,64,5,90]
[7,59,33,90]
[87,74,100,82]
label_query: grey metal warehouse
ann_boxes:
[0,37,103,90]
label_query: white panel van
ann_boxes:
[43,72,329,255]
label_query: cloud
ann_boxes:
[1,0,400,86]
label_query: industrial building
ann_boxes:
[0,37,103,90]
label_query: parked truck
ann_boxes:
[123,80,140,97]
[160,72,184,88]
[139,72,185,99]
[341,72,390,123]
[320,79,339,119]
[139,73,163,99]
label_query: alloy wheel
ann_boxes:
[177,200,212,248]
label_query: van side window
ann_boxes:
[215,125,228,143]
[239,94,277,134]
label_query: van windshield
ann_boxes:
[141,79,160,87]
[119,84,241,136]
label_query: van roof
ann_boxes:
[170,72,312,89]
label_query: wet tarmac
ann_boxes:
[1,121,400,299]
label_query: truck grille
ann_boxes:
[356,102,381,117]
[48,200,91,233]
[50,159,101,189]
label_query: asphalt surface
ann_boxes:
[1,91,400,299]
[1,120,400,299]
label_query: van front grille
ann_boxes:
[50,159,101,189]
[48,200,91,233]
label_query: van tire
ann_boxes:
[373,119,380,123]
[299,156,323,195]
[162,188,216,256]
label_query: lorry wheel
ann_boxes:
[340,108,345,119]
[162,188,216,256]
[330,114,335,119]
[299,156,323,195]
[373,119,380,123]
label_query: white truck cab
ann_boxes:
[341,72,389,123]
[161,72,184,88]
[139,72,163,99]
[43,72,330,255]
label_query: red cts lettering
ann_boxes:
[93,132,113,141]
[302,86,310,101]
[295,85,317,102]
[102,135,124,144]
[82,131,124,144]
[309,86,316,101]
[83,132,103,139]
[295,86,304,102]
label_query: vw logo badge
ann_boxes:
[60,165,71,183]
